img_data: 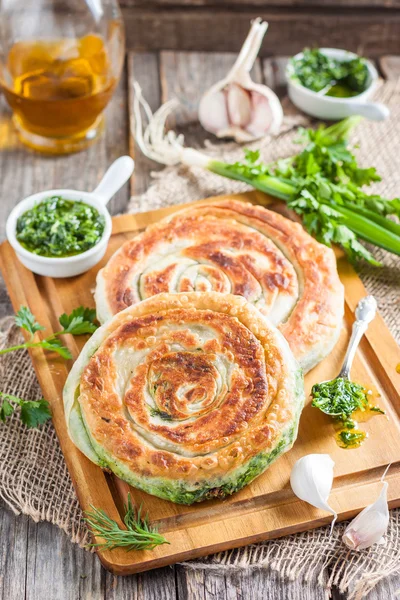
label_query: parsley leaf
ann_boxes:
[15,306,45,336]
[59,306,98,335]
[0,397,14,422]
[20,399,52,428]
[0,392,51,428]
[210,117,400,264]
[41,338,72,359]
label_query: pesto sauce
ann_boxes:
[290,48,369,97]
[311,377,384,449]
[16,196,105,258]
[325,83,360,98]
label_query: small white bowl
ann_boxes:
[6,156,134,278]
[286,48,390,121]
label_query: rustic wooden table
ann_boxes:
[0,51,399,600]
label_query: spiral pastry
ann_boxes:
[64,293,304,504]
[96,199,344,372]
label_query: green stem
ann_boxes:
[209,158,400,256]
[331,204,400,254]
[0,342,32,355]
[343,202,400,236]
[209,161,294,201]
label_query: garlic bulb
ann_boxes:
[290,454,337,527]
[198,18,283,142]
[342,476,389,551]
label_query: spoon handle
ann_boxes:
[339,295,377,379]
[92,156,134,205]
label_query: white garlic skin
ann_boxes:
[199,80,283,143]
[342,481,389,551]
[290,454,337,523]
[198,18,283,142]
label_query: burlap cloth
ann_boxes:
[1,81,399,599]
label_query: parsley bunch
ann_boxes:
[0,306,98,428]
[208,117,400,264]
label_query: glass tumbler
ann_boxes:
[0,0,125,154]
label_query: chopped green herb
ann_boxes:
[16,196,105,258]
[85,493,169,551]
[290,48,369,95]
[311,377,368,421]
[149,406,172,420]
[337,429,366,448]
[311,377,385,449]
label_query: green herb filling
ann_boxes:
[16,196,105,258]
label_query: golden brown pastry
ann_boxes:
[96,199,344,372]
[64,292,304,504]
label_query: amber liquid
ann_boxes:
[0,34,120,153]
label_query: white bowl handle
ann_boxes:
[346,102,390,121]
[92,156,135,205]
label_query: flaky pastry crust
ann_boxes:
[96,199,344,372]
[64,292,304,504]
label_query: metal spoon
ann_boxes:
[339,295,377,380]
[315,295,377,416]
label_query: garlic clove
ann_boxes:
[246,90,273,137]
[198,18,283,142]
[198,89,230,134]
[290,454,337,525]
[342,480,389,551]
[226,83,252,128]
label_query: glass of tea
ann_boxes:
[0,0,125,154]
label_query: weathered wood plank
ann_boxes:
[176,566,329,600]
[379,55,400,80]
[127,52,162,198]
[122,8,400,57]
[105,566,177,599]
[0,501,28,600]
[24,518,104,600]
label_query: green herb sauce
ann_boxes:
[16,196,105,258]
[311,377,384,449]
[290,48,370,97]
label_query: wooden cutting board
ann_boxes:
[1,191,400,575]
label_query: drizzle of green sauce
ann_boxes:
[311,377,385,449]
[16,196,105,258]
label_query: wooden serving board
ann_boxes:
[1,191,400,575]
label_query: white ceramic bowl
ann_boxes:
[286,48,389,121]
[6,156,134,278]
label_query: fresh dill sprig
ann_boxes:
[85,494,169,551]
